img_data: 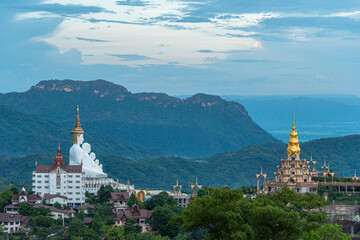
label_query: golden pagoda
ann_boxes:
[71,105,84,144]
[287,114,301,156]
[258,114,319,194]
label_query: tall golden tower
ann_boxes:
[71,105,84,144]
[287,114,301,155]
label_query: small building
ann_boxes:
[170,180,191,208]
[33,203,75,220]
[77,202,95,214]
[12,184,42,205]
[115,205,152,233]
[0,213,28,234]
[109,192,130,211]
[43,194,68,205]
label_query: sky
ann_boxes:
[1,0,359,95]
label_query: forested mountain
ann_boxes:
[0,104,163,158]
[2,134,359,189]
[0,79,279,157]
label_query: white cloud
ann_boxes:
[14,11,61,21]
[20,1,360,66]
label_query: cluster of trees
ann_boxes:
[0,185,353,240]
[180,187,351,240]
[0,185,20,212]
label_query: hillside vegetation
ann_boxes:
[0,79,279,157]
[1,135,359,190]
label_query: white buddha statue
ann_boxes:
[69,134,106,177]
[69,134,84,166]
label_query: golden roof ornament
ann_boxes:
[287,114,301,155]
[71,105,84,144]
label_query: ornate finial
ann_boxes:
[292,113,296,130]
[196,177,198,185]
[127,179,130,193]
[260,166,263,174]
[71,105,84,144]
[310,153,313,161]
[287,114,301,155]
[35,160,38,166]
[355,169,357,177]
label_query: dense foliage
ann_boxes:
[180,187,351,240]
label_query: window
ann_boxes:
[45,181,49,183]
[68,186,73,189]
[45,175,49,178]
[76,192,80,194]
[76,181,80,183]
[68,181,73,183]
[37,175,41,178]
[45,186,49,189]
[57,181,60,185]
[300,164,303,168]
[76,198,80,200]
[37,186,41,188]
[68,175,73,178]
[37,181,41,183]
[56,187,60,189]
[76,186,80,189]
[76,175,80,178]
[291,164,295,168]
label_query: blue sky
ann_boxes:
[1,0,359,95]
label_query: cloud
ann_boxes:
[116,0,149,6]
[107,54,155,61]
[76,37,109,42]
[229,59,278,63]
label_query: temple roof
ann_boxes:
[287,114,301,155]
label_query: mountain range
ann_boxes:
[1,134,359,190]
[0,79,279,157]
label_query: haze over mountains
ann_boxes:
[0,79,279,157]
[222,95,360,142]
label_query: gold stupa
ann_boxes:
[287,114,301,155]
[71,105,84,144]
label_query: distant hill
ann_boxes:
[3,134,359,189]
[220,95,360,142]
[0,80,279,157]
[0,104,163,158]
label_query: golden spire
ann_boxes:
[71,105,84,144]
[287,114,301,155]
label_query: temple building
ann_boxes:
[32,146,85,205]
[69,106,134,194]
[257,115,319,194]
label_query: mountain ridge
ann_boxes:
[0,79,280,157]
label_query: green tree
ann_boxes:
[97,185,114,203]
[19,203,33,216]
[127,233,171,240]
[144,192,177,210]
[9,185,19,194]
[77,208,85,221]
[181,187,253,240]
[150,206,181,238]
[37,227,50,240]
[0,225,9,240]
[124,218,142,236]
[301,224,351,240]
[54,202,62,209]
[67,218,97,240]
[101,225,125,240]
[127,193,139,208]
[91,213,103,234]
